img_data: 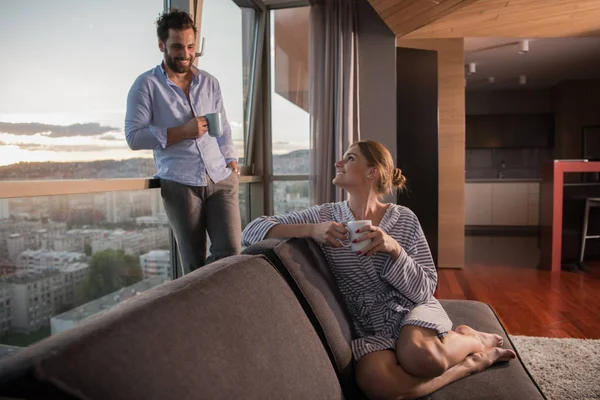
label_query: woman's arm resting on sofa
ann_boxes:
[265,224,314,239]
[242,205,324,246]
[241,204,348,248]
[267,222,347,248]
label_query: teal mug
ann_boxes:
[205,112,223,138]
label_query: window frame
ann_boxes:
[266,4,311,215]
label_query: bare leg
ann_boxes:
[395,325,506,379]
[455,324,503,347]
[356,346,516,400]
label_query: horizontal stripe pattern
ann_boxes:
[242,201,452,360]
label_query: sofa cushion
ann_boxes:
[243,238,359,398]
[0,255,343,400]
[426,300,545,400]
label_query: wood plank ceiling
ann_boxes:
[366,0,479,38]
[369,0,600,38]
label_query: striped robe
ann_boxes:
[241,201,453,360]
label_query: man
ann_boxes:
[125,9,241,274]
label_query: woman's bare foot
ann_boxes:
[467,347,516,374]
[455,325,504,348]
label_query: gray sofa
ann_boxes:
[0,238,546,400]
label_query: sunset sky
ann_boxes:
[0,0,309,166]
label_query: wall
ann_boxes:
[396,38,465,269]
[356,0,397,203]
[553,79,600,160]
[396,47,439,266]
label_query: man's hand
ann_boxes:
[310,222,348,248]
[166,117,209,146]
[227,161,240,176]
[183,116,209,138]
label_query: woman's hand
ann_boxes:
[310,222,348,248]
[354,225,402,259]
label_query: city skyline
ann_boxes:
[0,0,310,167]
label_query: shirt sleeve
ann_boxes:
[124,77,168,150]
[213,81,237,164]
[380,211,437,304]
[241,205,325,246]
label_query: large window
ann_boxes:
[0,0,169,348]
[273,181,309,215]
[270,7,311,214]
[0,0,162,174]
[270,7,310,175]
[0,0,256,176]
[200,1,257,165]
[0,181,250,348]
[0,1,319,350]
[0,190,172,346]
[239,184,250,228]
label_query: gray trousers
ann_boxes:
[160,172,242,275]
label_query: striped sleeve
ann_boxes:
[241,204,325,246]
[380,211,437,304]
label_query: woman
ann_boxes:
[242,140,515,399]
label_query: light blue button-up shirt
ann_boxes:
[125,64,237,187]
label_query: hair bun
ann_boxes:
[392,168,406,189]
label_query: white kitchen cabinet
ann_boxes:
[491,183,529,226]
[527,183,539,226]
[465,182,540,226]
[465,183,492,225]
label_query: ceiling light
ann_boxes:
[519,39,529,54]
[519,75,527,85]
[467,62,476,75]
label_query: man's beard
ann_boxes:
[164,51,194,73]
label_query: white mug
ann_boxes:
[345,220,372,252]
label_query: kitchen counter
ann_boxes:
[466,179,542,183]
[465,181,540,227]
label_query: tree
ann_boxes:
[82,249,143,302]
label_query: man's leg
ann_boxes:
[160,179,207,274]
[205,172,242,263]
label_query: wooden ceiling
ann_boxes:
[369,0,600,38]
[366,0,479,37]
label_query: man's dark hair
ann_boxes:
[156,9,197,43]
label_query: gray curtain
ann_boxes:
[308,0,360,206]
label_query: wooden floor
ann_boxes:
[436,235,600,339]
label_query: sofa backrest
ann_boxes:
[0,255,343,400]
[243,238,364,399]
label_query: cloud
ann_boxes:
[97,133,125,141]
[0,122,120,138]
[3,142,127,153]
